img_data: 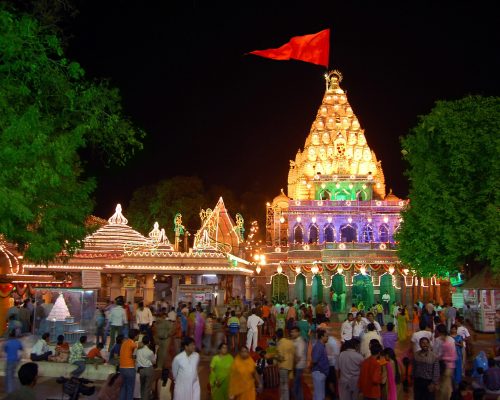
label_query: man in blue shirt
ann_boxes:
[311,329,329,400]
[3,330,24,393]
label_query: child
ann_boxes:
[87,342,105,368]
[48,335,70,362]
[255,349,267,393]
[108,334,124,366]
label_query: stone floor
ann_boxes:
[0,320,496,399]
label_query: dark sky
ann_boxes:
[66,1,499,218]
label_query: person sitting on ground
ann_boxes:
[108,334,124,366]
[30,332,52,361]
[69,335,88,377]
[48,335,70,362]
[87,342,106,367]
[3,362,38,400]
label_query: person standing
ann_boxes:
[3,330,23,393]
[135,302,154,340]
[358,341,383,400]
[154,312,173,370]
[136,336,156,400]
[172,337,200,400]
[413,337,440,400]
[246,309,264,352]
[396,307,409,340]
[445,303,457,333]
[227,311,240,354]
[203,313,214,355]
[18,301,31,334]
[275,328,295,400]
[352,314,365,341]
[325,326,340,400]
[95,309,106,346]
[108,299,128,351]
[119,329,139,400]
[210,343,234,400]
[311,330,330,400]
[30,332,52,361]
[290,327,306,400]
[194,307,205,352]
[434,324,457,400]
[360,323,382,359]
[381,322,398,350]
[382,291,391,316]
[69,335,88,378]
[338,339,364,400]
[341,313,354,343]
[239,313,247,350]
[3,362,38,400]
[228,346,259,400]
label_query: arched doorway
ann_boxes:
[379,224,389,242]
[294,225,303,243]
[312,275,323,304]
[272,274,289,303]
[330,274,346,313]
[324,225,335,242]
[352,274,374,310]
[295,274,306,303]
[340,224,358,242]
[309,225,319,243]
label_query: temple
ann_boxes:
[260,71,447,311]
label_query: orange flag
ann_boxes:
[248,29,330,68]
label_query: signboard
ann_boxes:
[81,271,101,288]
[123,278,137,288]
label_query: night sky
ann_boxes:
[66,1,499,219]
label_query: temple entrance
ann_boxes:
[312,275,323,304]
[352,274,374,310]
[295,274,306,303]
[330,274,346,313]
[272,274,289,303]
[380,273,396,307]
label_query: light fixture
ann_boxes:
[312,217,316,223]
[389,266,395,274]
[311,265,319,274]
[383,217,389,223]
[347,217,353,223]
[256,266,261,274]
[348,184,354,189]
[321,183,326,189]
[259,255,266,265]
[295,266,301,274]
[307,183,312,189]
[337,265,344,274]
[296,216,302,222]
[367,217,372,223]
[277,265,283,274]
[253,254,260,261]
[335,183,340,188]
[279,216,285,223]
[360,266,367,275]
[403,268,409,275]
[266,202,271,206]
[327,217,332,223]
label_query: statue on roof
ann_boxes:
[234,213,245,241]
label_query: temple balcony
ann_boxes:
[287,199,406,211]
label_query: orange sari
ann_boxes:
[228,355,256,400]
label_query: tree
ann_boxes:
[0,8,144,263]
[396,96,500,276]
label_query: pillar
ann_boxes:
[110,274,122,301]
[143,274,155,305]
[171,276,180,306]
[245,276,251,301]
[0,295,11,336]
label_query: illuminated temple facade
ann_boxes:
[261,71,445,311]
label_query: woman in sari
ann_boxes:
[380,347,403,400]
[210,343,234,400]
[396,307,409,340]
[228,346,259,400]
[194,307,205,351]
[450,325,463,386]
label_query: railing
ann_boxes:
[265,242,397,252]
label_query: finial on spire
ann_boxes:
[325,70,343,92]
[108,204,128,225]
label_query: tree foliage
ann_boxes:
[396,96,500,276]
[0,8,144,263]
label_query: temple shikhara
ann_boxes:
[259,71,447,310]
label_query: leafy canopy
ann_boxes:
[396,96,500,276]
[0,8,144,263]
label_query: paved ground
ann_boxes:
[0,320,496,399]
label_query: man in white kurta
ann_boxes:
[172,338,200,400]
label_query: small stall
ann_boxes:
[462,268,500,333]
[176,284,217,309]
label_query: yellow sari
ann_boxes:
[228,355,256,400]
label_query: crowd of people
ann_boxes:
[2,295,499,400]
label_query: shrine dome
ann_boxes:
[272,189,290,208]
[78,204,148,255]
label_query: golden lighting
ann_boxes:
[311,265,319,274]
[277,265,283,274]
[256,266,261,274]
